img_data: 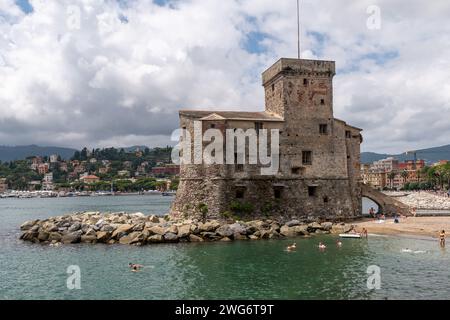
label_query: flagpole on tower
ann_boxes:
[297,0,300,59]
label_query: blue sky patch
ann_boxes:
[242,31,270,54]
[15,0,33,14]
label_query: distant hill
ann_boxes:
[0,145,78,162]
[361,144,450,164]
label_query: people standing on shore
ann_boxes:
[369,207,375,218]
[439,230,446,247]
[361,228,368,238]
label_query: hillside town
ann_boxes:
[0,147,179,197]
[361,157,450,191]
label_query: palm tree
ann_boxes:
[387,172,396,189]
[401,170,409,187]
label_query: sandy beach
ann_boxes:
[353,217,450,238]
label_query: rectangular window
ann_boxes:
[236,189,245,199]
[291,167,300,175]
[274,188,282,199]
[210,123,216,129]
[319,124,328,135]
[308,186,317,197]
[303,78,308,86]
[320,99,325,105]
[302,151,312,165]
[345,130,351,138]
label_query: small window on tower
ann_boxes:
[210,123,216,129]
[319,124,328,135]
[308,186,317,197]
[271,83,275,92]
[302,151,312,165]
[345,131,352,139]
[274,188,282,199]
[303,78,308,86]
[320,99,325,105]
[236,188,245,199]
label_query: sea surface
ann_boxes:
[1,196,449,300]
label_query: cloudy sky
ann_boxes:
[1,0,449,153]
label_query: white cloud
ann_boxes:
[0,0,449,154]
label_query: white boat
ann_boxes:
[339,233,361,239]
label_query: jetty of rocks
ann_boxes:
[19,212,355,246]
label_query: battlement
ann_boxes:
[262,58,336,86]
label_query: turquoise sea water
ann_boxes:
[1,196,449,300]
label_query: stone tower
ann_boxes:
[171,58,363,221]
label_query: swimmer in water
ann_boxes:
[129,263,144,270]
[318,242,327,250]
[439,230,446,247]
[401,248,413,253]
[286,243,297,251]
[336,240,342,247]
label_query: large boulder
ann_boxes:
[189,234,204,242]
[321,222,333,231]
[177,224,191,238]
[48,232,62,242]
[96,231,110,242]
[216,225,234,238]
[148,215,160,223]
[163,232,179,242]
[20,220,39,231]
[233,233,248,241]
[111,224,133,238]
[62,231,82,244]
[229,223,247,235]
[149,226,165,235]
[20,231,38,241]
[307,222,322,233]
[37,231,49,242]
[199,220,220,232]
[68,222,81,232]
[293,225,309,236]
[81,235,97,243]
[286,220,300,227]
[280,225,296,238]
[148,234,163,243]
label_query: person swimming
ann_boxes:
[286,243,297,251]
[129,263,144,271]
[318,242,327,249]
[401,248,413,253]
[336,240,342,247]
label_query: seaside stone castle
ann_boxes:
[171,58,364,221]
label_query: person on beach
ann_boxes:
[447,189,450,198]
[439,230,446,247]
[369,207,375,218]
[361,228,368,238]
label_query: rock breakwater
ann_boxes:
[19,212,355,246]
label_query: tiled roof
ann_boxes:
[179,110,284,122]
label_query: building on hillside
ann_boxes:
[37,163,50,175]
[172,58,363,220]
[0,178,7,193]
[151,165,180,176]
[42,173,54,191]
[49,154,59,163]
[80,175,100,184]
